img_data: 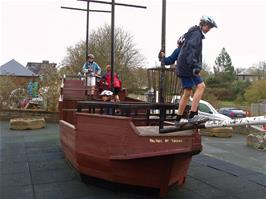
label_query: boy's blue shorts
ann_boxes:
[180,76,203,89]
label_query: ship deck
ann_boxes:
[136,125,194,136]
[1,121,265,199]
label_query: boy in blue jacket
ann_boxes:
[82,53,101,97]
[159,35,184,65]
[160,16,217,125]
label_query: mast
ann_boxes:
[158,0,166,130]
[61,3,110,62]
[86,1,90,60]
[111,0,115,92]
[79,0,146,91]
[159,0,166,103]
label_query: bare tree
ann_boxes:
[61,24,146,91]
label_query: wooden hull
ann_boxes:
[59,112,202,197]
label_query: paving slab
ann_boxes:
[202,135,266,174]
[1,184,34,199]
[29,159,68,171]
[1,172,32,187]
[1,161,29,174]
[34,183,65,199]
[0,121,265,199]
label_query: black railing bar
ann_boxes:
[77,103,178,110]
[61,6,111,12]
[147,67,175,71]
[77,0,147,9]
[79,101,151,106]
[76,102,179,110]
[76,107,178,116]
[77,101,149,106]
[77,104,149,110]
[77,101,177,106]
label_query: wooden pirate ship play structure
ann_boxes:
[59,77,202,197]
[59,0,266,197]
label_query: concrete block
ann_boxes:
[200,127,233,138]
[9,118,45,130]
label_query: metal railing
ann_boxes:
[76,100,190,129]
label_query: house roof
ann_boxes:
[26,60,56,75]
[0,59,36,76]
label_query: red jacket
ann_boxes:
[104,72,121,89]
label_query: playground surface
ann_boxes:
[0,121,265,199]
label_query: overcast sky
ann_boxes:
[1,0,265,70]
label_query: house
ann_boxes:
[0,59,36,76]
[236,68,265,82]
[26,60,56,75]
[0,59,36,85]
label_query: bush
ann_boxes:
[244,80,266,103]
[202,88,219,108]
[0,76,17,109]
[46,83,60,111]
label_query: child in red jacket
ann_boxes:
[102,65,122,102]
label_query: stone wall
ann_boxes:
[246,132,266,151]
[0,75,32,87]
[0,108,59,122]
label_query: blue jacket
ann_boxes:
[176,25,205,77]
[82,61,101,76]
[27,81,33,97]
[164,48,181,65]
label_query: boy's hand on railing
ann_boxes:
[158,50,165,61]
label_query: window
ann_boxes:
[199,103,212,113]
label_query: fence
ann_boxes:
[251,101,266,116]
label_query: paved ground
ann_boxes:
[0,121,265,199]
[201,134,266,174]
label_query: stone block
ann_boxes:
[200,127,233,138]
[10,118,45,130]
[246,133,266,151]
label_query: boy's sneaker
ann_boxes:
[188,115,208,124]
[174,118,188,127]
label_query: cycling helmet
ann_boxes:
[100,90,113,96]
[200,15,217,28]
[177,35,185,47]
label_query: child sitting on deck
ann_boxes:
[100,90,113,115]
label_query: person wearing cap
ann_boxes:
[82,53,102,97]
[160,15,217,126]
